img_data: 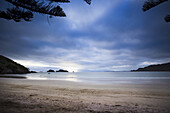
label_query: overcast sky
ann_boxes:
[0,0,170,72]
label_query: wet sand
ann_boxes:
[0,75,27,79]
[0,78,170,113]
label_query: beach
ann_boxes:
[0,78,170,113]
[1,0,170,112]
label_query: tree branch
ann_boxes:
[164,14,170,22]
[0,7,33,22]
[143,0,168,12]
[5,0,66,17]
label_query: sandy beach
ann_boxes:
[0,78,170,113]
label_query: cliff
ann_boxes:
[0,55,29,74]
[132,62,170,71]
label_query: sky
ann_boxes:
[0,0,170,72]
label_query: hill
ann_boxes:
[56,69,68,72]
[132,62,170,72]
[0,55,29,74]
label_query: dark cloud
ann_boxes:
[91,1,170,59]
[0,0,170,71]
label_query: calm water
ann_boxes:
[19,72,170,84]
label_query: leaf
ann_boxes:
[84,0,91,5]
[164,15,170,22]
[48,0,70,3]
[5,0,66,17]
[0,7,33,22]
[142,0,168,12]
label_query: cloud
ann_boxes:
[0,0,170,72]
[64,0,120,29]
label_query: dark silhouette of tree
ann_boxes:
[143,0,170,22]
[1,0,168,23]
[0,0,91,22]
[164,14,170,22]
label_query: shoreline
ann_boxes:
[1,72,170,85]
[0,75,27,79]
[0,78,170,113]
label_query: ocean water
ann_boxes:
[19,72,170,84]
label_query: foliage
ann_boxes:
[0,0,91,22]
[0,0,169,22]
[143,0,169,22]
[142,0,168,11]
[0,55,30,74]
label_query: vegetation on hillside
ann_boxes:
[0,55,29,74]
[132,62,170,71]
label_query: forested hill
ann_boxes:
[132,62,170,72]
[0,55,29,74]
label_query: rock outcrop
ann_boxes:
[47,69,55,72]
[56,69,68,72]
[29,71,37,73]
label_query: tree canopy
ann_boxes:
[0,0,91,22]
[143,0,169,22]
[0,0,169,22]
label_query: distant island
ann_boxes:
[131,62,170,72]
[47,69,55,72]
[47,69,68,72]
[0,55,30,74]
[56,69,68,72]
[30,71,37,73]
[0,55,69,74]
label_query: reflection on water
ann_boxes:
[64,74,79,82]
[23,72,170,84]
[27,74,80,82]
[66,74,77,78]
[27,76,48,80]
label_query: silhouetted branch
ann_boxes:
[143,0,168,12]
[6,0,66,17]
[143,0,169,23]
[48,0,70,3]
[84,0,91,5]
[0,0,92,22]
[0,7,33,22]
[164,15,170,22]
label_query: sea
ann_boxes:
[12,72,170,84]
